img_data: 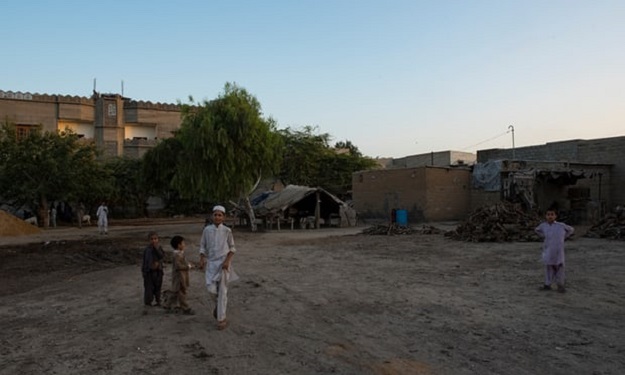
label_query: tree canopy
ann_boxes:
[278,126,377,196]
[0,122,112,225]
[160,83,283,203]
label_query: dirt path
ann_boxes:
[0,220,623,374]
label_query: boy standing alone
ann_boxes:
[163,235,194,315]
[535,208,574,293]
[199,205,238,330]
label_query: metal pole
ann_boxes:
[508,125,515,159]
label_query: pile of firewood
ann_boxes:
[446,202,542,242]
[584,214,625,240]
[361,224,446,236]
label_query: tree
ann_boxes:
[278,126,332,187]
[172,83,283,230]
[106,157,147,217]
[278,128,377,196]
[142,136,185,211]
[0,122,112,227]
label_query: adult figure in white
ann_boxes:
[96,202,109,235]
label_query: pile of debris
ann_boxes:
[361,224,446,236]
[446,202,542,242]
[584,213,625,240]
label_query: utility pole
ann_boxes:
[508,125,515,159]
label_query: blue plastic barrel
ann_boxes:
[395,209,408,226]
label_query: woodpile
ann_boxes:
[446,202,542,242]
[584,214,625,240]
[361,224,446,236]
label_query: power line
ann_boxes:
[460,129,511,151]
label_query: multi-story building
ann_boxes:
[0,90,183,158]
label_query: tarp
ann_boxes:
[252,185,357,227]
[253,185,341,215]
[472,160,503,191]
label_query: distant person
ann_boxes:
[199,205,239,330]
[76,202,85,229]
[142,231,165,308]
[534,208,574,293]
[163,235,194,315]
[50,206,57,228]
[96,202,109,235]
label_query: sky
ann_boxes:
[2,0,624,158]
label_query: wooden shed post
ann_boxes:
[315,190,321,229]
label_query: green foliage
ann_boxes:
[278,127,377,196]
[105,157,147,217]
[173,82,283,202]
[142,137,183,196]
[0,121,113,221]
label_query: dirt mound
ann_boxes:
[0,209,41,237]
[446,202,541,242]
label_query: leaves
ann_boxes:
[162,83,283,202]
[0,121,114,224]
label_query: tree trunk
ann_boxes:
[243,196,257,232]
[38,195,49,228]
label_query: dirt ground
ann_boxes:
[0,218,623,375]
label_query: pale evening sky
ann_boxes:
[1,0,624,158]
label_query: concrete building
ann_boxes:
[352,165,472,222]
[477,136,625,212]
[390,150,475,168]
[0,90,183,158]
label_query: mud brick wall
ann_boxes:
[392,151,476,168]
[352,167,471,222]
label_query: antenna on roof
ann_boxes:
[93,78,96,92]
[121,80,124,96]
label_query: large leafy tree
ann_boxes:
[142,136,184,211]
[278,127,377,196]
[278,126,331,187]
[106,157,147,217]
[168,83,283,229]
[0,122,112,227]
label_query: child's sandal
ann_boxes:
[217,319,228,330]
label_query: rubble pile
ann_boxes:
[584,214,625,240]
[446,202,542,242]
[361,224,446,236]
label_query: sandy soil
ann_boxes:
[0,219,623,375]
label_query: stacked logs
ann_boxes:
[584,213,625,240]
[446,202,542,242]
[361,224,446,236]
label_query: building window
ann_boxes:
[16,125,31,140]
[107,103,117,117]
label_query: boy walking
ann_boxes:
[534,208,574,293]
[142,231,164,307]
[199,205,238,330]
[163,235,194,315]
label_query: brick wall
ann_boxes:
[392,150,476,168]
[352,167,471,222]
[424,168,471,221]
[477,136,625,208]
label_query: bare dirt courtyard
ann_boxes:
[0,218,623,375]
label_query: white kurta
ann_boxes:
[96,204,108,233]
[199,223,239,294]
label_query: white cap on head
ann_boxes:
[213,205,226,214]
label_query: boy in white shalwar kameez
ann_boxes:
[199,205,239,330]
